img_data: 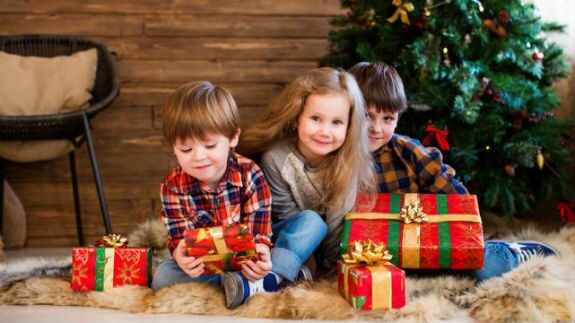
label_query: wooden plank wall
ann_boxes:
[0,0,343,247]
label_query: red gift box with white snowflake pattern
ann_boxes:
[70,247,152,291]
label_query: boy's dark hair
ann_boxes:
[348,61,407,114]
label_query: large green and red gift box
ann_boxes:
[338,260,405,310]
[341,193,484,269]
[183,223,257,274]
[70,247,152,291]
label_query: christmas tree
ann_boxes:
[323,0,574,219]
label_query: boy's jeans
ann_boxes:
[271,210,328,282]
[151,259,221,291]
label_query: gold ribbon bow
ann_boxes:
[387,0,414,25]
[400,200,428,224]
[342,240,393,265]
[95,234,128,247]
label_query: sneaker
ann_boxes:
[500,240,559,263]
[473,240,559,281]
[223,272,279,309]
[297,264,314,282]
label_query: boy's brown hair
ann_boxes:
[348,61,407,114]
[162,81,239,145]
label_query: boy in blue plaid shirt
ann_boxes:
[152,81,281,308]
[349,61,559,281]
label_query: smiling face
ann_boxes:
[173,131,239,189]
[295,91,351,167]
[366,105,398,152]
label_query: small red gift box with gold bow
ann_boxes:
[183,223,257,274]
[338,241,405,310]
[70,234,152,291]
[341,193,484,269]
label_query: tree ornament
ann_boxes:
[536,150,544,169]
[508,109,528,131]
[387,0,415,25]
[557,201,575,223]
[497,11,511,25]
[532,50,544,61]
[483,19,506,37]
[422,124,450,150]
[505,164,515,176]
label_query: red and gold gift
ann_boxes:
[341,193,484,269]
[183,223,257,274]
[338,241,405,310]
[70,234,152,291]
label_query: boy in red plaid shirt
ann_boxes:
[152,81,281,308]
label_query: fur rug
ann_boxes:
[1,219,574,323]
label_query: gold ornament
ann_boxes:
[342,240,393,265]
[95,234,129,247]
[537,150,544,169]
[387,0,415,25]
[399,201,429,224]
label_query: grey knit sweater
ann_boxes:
[261,140,354,268]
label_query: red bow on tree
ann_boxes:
[557,201,575,223]
[422,124,450,151]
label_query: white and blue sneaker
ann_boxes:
[223,271,280,309]
[473,240,559,281]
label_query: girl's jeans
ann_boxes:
[270,210,328,282]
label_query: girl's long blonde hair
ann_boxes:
[239,67,375,212]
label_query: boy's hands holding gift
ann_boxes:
[240,243,272,281]
[174,239,205,278]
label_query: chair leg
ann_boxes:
[82,111,113,235]
[0,158,4,234]
[69,151,84,246]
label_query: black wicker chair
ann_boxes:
[0,35,120,245]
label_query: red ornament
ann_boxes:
[532,51,544,61]
[557,201,575,223]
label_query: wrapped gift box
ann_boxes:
[341,193,484,269]
[338,260,405,310]
[70,247,151,291]
[183,223,257,274]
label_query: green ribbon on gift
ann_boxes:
[95,248,114,291]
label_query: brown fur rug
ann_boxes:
[1,219,574,323]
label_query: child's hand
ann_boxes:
[173,239,205,278]
[240,243,272,281]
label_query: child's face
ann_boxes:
[366,105,398,152]
[173,131,239,189]
[296,91,350,167]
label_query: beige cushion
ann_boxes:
[0,48,97,162]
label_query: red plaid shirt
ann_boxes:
[160,153,273,253]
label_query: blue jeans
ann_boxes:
[271,210,328,282]
[151,259,222,291]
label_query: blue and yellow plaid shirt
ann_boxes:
[373,134,468,194]
[160,153,272,253]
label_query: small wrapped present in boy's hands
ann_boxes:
[183,223,257,274]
